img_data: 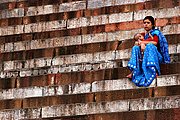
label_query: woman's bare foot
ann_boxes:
[126,73,132,79]
[156,73,158,77]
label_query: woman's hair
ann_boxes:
[143,16,156,29]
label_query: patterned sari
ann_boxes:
[127,29,170,87]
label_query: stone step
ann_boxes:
[0,0,178,24]
[0,0,154,19]
[0,6,179,36]
[1,34,179,62]
[0,74,179,100]
[0,83,180,110]
[1,62,180,89]
[0,95,179,119]
[1,19,179,51]
[1,47,180,78]
[37,108,180,120]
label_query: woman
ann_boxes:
[127,16,170,87]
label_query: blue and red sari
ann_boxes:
[127,29,170,87]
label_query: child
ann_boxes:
[134,32,159,52]
[133,33,146,52]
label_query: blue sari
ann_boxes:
[128,29,170,87]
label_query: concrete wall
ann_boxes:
[0,0,180,119]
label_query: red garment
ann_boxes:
[145,35,159,43]
[140,32,159,43]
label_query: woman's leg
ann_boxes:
[141,43,162,87]
[127,45,142,70]
[127,45,143,85]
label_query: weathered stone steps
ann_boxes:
[0,10,179,37]
[0,85,179,110]
[0,49,179,78]
[0,95,179,119]
[0,73,179,100]
[0,0,179,119]
[40,108,180,120]
[0,74,180,110]
[1,0,178,20]
[1,33,179,58]
[0,1,179,30]
[0,62,180,89]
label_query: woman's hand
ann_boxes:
[138,40,142,44]
[140,43,146,51]
[134,40,142,46]
[134,41,139,45]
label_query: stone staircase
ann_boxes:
[0,0,179,119]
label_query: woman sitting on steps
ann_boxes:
[127,16,170,87]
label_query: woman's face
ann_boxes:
[143,19,153,31]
